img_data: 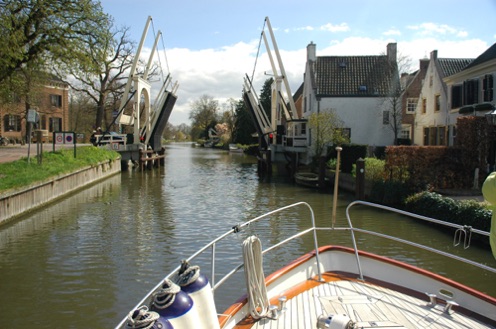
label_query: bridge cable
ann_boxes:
[249,18,266,85]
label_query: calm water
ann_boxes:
[0,143,494,328]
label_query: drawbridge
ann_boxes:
[110,16,178,164]
[243,17,308,175]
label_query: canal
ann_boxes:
[0,142,494,328]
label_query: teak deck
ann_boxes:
[228,273,491,329]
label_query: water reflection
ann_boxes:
[0,142,494,328]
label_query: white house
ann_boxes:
[411,50,473,146]
[443,42,496,134]
[302,42,400,150]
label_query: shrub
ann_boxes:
[404,191,491,233]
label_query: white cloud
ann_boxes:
[150,35,490,126]
[294,26,314,32]
[407,22,465,38]
[383,29,401,36]
[320,22,349,33]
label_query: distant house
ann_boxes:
[302,42,400,149]
[410,50,473,146]
[0,77,69,143]
[444,42,496,136]
[400,58,429,144]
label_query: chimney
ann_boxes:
[387,43,397,63]
[419,58,429,72]
[307,42,316,62]
[430,50,438,61]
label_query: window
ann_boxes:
[422,98,427,114]
[483,74,494,102]
[400,126,410,139]
[382,111,390,125]
[429,127,437,145]
[339,128,351,140]
[435,94,441,112]
[50,94,62,107]
[41,115,47,130]
[451,85,462,108]
[423,127,430,145]
[463,79,479,105]
[406,98,418,113]
[437,126,446,145]
[3,114,21,132]
[300,123,306,135]
[49,117,62,132]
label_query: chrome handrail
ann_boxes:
[115,202,319,329]
[115,200,495,328]
[344,200,495,280]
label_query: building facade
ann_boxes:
[0,78,69,143]
[302,42,400,148]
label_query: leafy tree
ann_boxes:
[0,0,110,84]
[259,78,273,120]
[307,109,348,161]
[233,99,255,145]
[189,95,219,140]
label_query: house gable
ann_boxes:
[303,43,399,147]
[314,51,398,98]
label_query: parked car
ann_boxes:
[95,131,126,146]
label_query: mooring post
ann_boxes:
[139,149,144,171]
[356,158,365,199]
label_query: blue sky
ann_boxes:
[100,0,496,125]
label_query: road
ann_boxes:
[0,143,83,163]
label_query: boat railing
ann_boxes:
[340,200,495,280]
[115,200,495,328]
[114,202,321,328]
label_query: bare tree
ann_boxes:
[381,52,412,145]
[55,24,135,130]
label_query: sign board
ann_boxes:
[27,109,38,123]
[54,132,75,145]
[55,132,64,144]
[52,131,77,158]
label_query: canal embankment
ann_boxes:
[0,158,121,225]
[0,145,122,225]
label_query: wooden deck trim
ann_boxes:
[219,245,496,328]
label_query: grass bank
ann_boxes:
[0,146,120,192]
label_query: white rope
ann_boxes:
[243,236,270,319]
[151,278,180,310]
[126,305,160,329]
[174,260,200,287]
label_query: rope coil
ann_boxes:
[151,279,181,309]
[126,305,160,329]
[175,260,200,287]
[243,235,270,319]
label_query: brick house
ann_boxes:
[0,78,69,143]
